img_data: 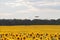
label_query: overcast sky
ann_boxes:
[0,0,60,19]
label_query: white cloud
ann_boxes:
[0,13,12,16]
[0,0,60,19]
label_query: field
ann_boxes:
[0,25,60,33]
[0,25,60,40]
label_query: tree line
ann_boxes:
[0,19,60,25]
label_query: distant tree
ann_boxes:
[0,19,60,25]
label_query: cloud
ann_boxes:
[0,4,16,13]
[0,13,12,16]
[31,1,60,10]
[25,0,42,2]
[0,0,16,3]
[0,0,60,19]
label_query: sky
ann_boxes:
[0,0,60,19]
